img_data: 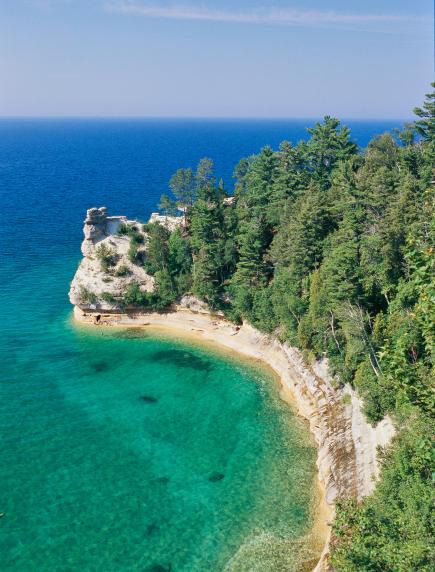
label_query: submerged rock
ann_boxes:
[145,523,160,536]
[149,349,211,372]
[91,361,109,373]
[140,395,158,404]
[208,472,225,482]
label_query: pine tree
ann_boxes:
[306,116,357,189]
[413,82,435,141]
[188,159,226,306]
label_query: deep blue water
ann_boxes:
[0,118,402,261]
[0,119,402,571]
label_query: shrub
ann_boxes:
[101,292,117,305]
[130,231,144,245]
[127,241,139,264]
[79,286,97,305]
[118,223,144,244]
[96,243,117,272]
[123,283,149,306]
[114,264,131,277]
[117,223,130,235]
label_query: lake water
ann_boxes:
[0,118,402,571]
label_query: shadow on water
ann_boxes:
[148,349,212,372]
[208,472,225,482]
[140,395,159,404]
[90,361,111,373]
[145,523,160,536]
[113,328,149,339]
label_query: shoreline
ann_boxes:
[73,305,395,571]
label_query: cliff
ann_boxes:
[69,207,182,311]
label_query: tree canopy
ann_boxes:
[152,86,434,570]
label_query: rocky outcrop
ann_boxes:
[148,212,184,232]
[81,207,128,256]
[70,207,161,312]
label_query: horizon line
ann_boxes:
[0,115,412,122]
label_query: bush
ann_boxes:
[114,264,131,277]
[127,241,139,264]
[117,223,130,235]
[96,243,117,272]
[101,292,117,305]
[79,286,97,305]
[118,223,144,244]
[123,283,149,306]
[130,231,144,245]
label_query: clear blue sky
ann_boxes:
[1,0,433,118]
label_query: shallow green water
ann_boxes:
[1,309,317,571]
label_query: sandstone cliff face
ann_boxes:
[69,207,184,312]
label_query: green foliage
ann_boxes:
[168,228,192,275]
[250,287,278,333]
[413,82,435,141]
[117,223,130,235]
[142,224,192,303]
[101,292,117,305]
[188,159,228,308]
[331,416,434,572]
[153,270,177,309]
[79,286,97,305]
[143,222,170,275]
[118,224,145,265]
[118,223,144,243]
[169,167,196,212]
[114,264,131,277]
[306,115,357,189]
[95,243,117,272]
[123,283,150,307]
[158,193,177,215]
[127,241,139,264]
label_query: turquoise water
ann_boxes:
[0,119,401,570]
[1,277,317,571]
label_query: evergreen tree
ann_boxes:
[158,193,177,215]
[306,116,357,189]
[169,167,196,215]
[143,222,170,275]
[189,158,226,307]
[413,82,435,141]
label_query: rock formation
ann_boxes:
[69,207,183,312]
[81,207,127,256]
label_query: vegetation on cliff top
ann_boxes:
[147,84,433,571]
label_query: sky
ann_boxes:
[0,0,433,118]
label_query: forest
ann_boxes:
[126,85,434,570]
